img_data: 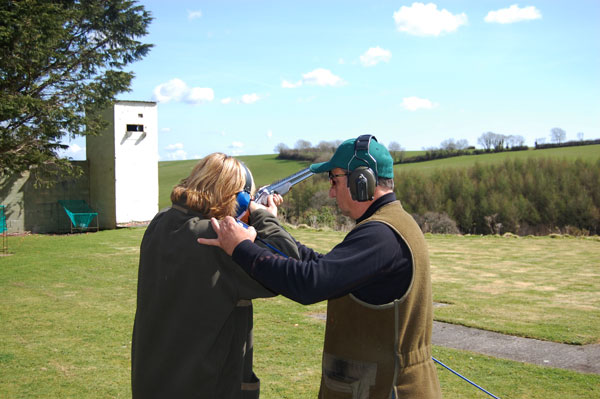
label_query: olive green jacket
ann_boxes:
[132,205,299,399]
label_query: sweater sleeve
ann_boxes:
[233,209,300,300]
[232,222,407,305]
[249,209,300,260]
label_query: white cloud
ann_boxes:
[165,149,188,161]
[188,10,202,20]
[360,46,392,67]
[221,97,233,104]
[302,68,345,87]
[68,143,83,154]
[282,79,302,89]
[165,143,184,151]
[153,79,187,103]
[229,141,244,155]
[282,68,345,89]
[185,87,214,104]
[241,93,260,104]
[160,127,172,133]
[152,78,214,105]
[267,130,273,138]
[59,143,84,159]
[485,5,541,24]
[393,2,467,36]
[164,143,187,160]
[401,96,438,111]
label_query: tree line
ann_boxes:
[278,158,600,236]
[276,130,597,166]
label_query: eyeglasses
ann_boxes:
[328,171,349,187]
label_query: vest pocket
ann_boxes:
[322,353,377,399]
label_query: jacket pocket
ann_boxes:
[321,353,377,399]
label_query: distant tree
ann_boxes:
[439,138,469,151]
[295,139,312,150]
[388,141,402,152]
[0,0,153,186]
[440,138,458,151]
[550,128,566,144]
[478,132,505,150]
[456,139,469,150]
[388,141,405,163]
[274,143,289,153]
[506,135,525,148]
[316,141,336,152]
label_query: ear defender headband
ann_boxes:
[347,134,378,202]
[235,162,253,218]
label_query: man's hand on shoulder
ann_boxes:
[197,217,257,256]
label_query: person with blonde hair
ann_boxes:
[132,152,298,399]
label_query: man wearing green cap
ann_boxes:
[198,135,442,398]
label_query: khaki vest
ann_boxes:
[319,201,442,399]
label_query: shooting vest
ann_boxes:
[319,201,441,399]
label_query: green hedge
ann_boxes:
[279,158,600,235]
[395,158,600,235]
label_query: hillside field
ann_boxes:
[158,145,600,209]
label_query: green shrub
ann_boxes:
[395,158,600,235]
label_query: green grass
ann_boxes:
[2,228,598,398]
[394,145,600,175]
[286,228,600,344]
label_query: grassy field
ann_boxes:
[394,144,600,175]
[1,228,598,398]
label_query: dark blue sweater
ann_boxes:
[232,193,413,305]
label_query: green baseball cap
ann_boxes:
[309,135,394,179]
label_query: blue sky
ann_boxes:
[63,1,600,161]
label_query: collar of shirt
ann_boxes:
[356,192,397,224]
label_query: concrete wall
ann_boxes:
[1,100,158,234]
[87,107,117,229]
[0,162,91,234]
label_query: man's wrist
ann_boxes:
[232,239,255,266]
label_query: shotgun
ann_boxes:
[253,167,314,205]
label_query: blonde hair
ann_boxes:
[170,153,254,218]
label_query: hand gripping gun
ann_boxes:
[236,167,314,256]
[253,167,314,205]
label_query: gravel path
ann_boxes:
[432,321,600,374]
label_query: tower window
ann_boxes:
[127,124,144,132]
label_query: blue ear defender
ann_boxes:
[235,162,253,218]
[235,191,251,218]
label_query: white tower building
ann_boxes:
[87,101,158,229]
